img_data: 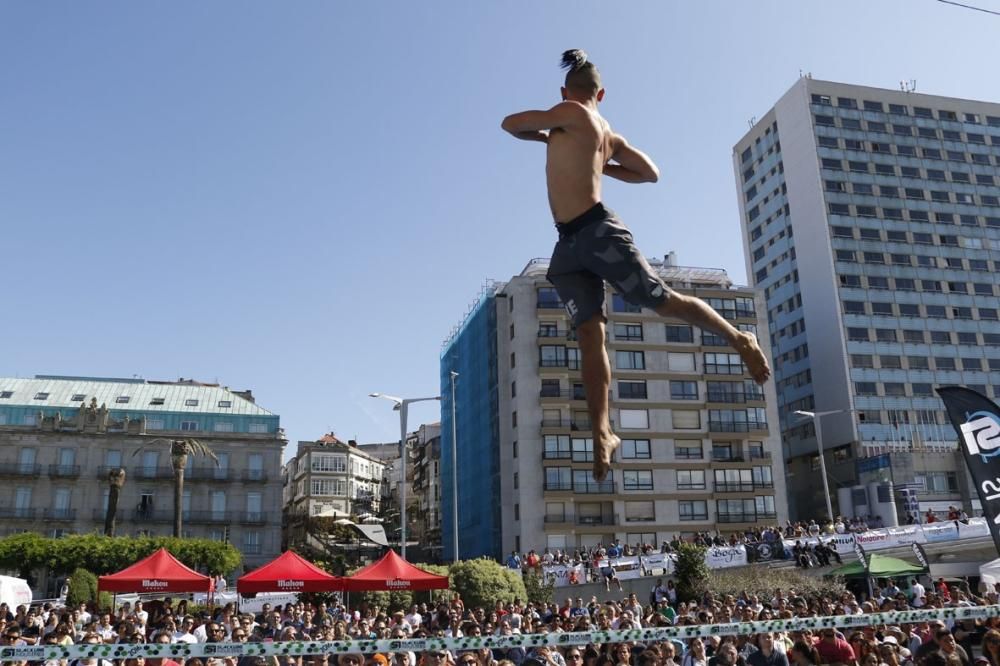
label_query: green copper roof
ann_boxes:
[0,376,274,417]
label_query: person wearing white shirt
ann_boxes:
[403,606,422,629]
[172,618,198,644]
[911,579,926,607]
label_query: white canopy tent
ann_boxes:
[979,558,1000,588]
[0,576,32,609]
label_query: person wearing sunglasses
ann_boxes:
[422,652,451,666]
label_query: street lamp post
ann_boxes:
[370,392,441,559]
[794,409,849,522]
[449,371,459,563]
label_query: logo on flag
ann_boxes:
[960,412,1000,460]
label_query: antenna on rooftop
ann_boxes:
[747,116,757,129]
[900,79,917,93]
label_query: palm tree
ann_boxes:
[133,438,218,538]
[104,468,126,536]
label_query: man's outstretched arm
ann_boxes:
[604,133,659,183]
[501,102,579,143]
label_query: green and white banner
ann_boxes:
[2,605,997,661]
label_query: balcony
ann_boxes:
[575,514,617,526]
[242,469,268,483]
[712,452,746,463]
[717,511,777,524]
[749,450,772,460]
[575,480,615,494]
[0,507,38,519]
[238,511,267,525]
[709,421,768,433]
[185,511,232,524]
[42,508,77,521]
[542,450,572,461]
[541,418,571,429]
[570,420,593,431]
[540,388,588,400]
[132,466,174,480]
[48,465,81,478]
[96,465,127,478]
[715,482,755,493]
[539,359,582,370]
[544,514,571,524]
[538,328,575,339]
[537,299,565,310]
[707,391,765,404]
[187,468,230,481]
[0,463,42,477]
[132,509,172,524]
[543,480,573,492]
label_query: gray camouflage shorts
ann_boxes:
[546,202,671,327]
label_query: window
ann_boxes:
[875,329,897,342]
[884,382,906,397]
[615,351,645,370]
[537,287,562,309]
[675,440,703,460]
[213,422,234,433]
[930,331,952,344]
[851,354,874,369]
[679,500,708,521]
[670,381,698,401]
[612,294,642,313]
[149,397,165,406]
[872,303,894,317]
[868,277,890,290]
[676,470,706,490]
[843,301,866,315]
[620,409,649,429]
[935,357,957,371]
[571,438,593,463]
[847,328,870,342]
[621,439,651,459]
[184,398,199,406]
[248,422,268,434]
[180,421,199,432]
[836,250,856,262]
[115,396,130,404]
[0,391,11,399]
[624,501,655,522]
[962,358,983,371]
[312,455,347,472]
[898,304,919,317]
[668,352,696,372]
[618,380,648,400]
[544,435,570,460]
[855,382,878,396]
[623,470,653,491]
[671,410,701,430]
[665,325,693,343]
[146,418,164,430]
[958,332,978,345]
[895,278,915,290]
[840,274,861,288]
[218,400,232,408]
[704,353,744,375]
[614,323,643,341]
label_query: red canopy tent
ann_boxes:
[98,548,214,593]
[237,550,344,594]
[342,549,449,591]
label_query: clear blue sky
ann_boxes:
[2,1,998,456]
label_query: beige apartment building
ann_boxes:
[0,375,285,576]
[494,256,788,554]
[282,434,387,549]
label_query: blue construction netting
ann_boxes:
[440,289,502,561]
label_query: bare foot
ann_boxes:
[593,431,621,483]
[733,331,771,384]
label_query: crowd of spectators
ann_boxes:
[1,575,998,666]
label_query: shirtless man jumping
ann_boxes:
[501,49,771,483]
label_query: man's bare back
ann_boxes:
[501,49,771,483]
[545,101,613,223]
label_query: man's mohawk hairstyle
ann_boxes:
[560,49,588,71]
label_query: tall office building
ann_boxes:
[733,78,1000,520]
[441,258,787,560]
[0,375,284,586]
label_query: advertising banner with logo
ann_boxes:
[937,386,1000,557]
[611,556,643,580]
[923,521,960,543]
[542,564,587,588]
[746,542,781,563]
[640,553,675,575]
[705,546,747,569]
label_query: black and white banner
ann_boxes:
[937,386,1000,557]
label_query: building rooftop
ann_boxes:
[519,254,735,288]
[0,375,274,416]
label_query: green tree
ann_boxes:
[448,558,526,609]
[522,569,555,606]
[133,438,218,538]
[0,534,241,577]
[673,543,710,603]
[66,568,98,607]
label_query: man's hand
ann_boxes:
[605,133,659,183]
